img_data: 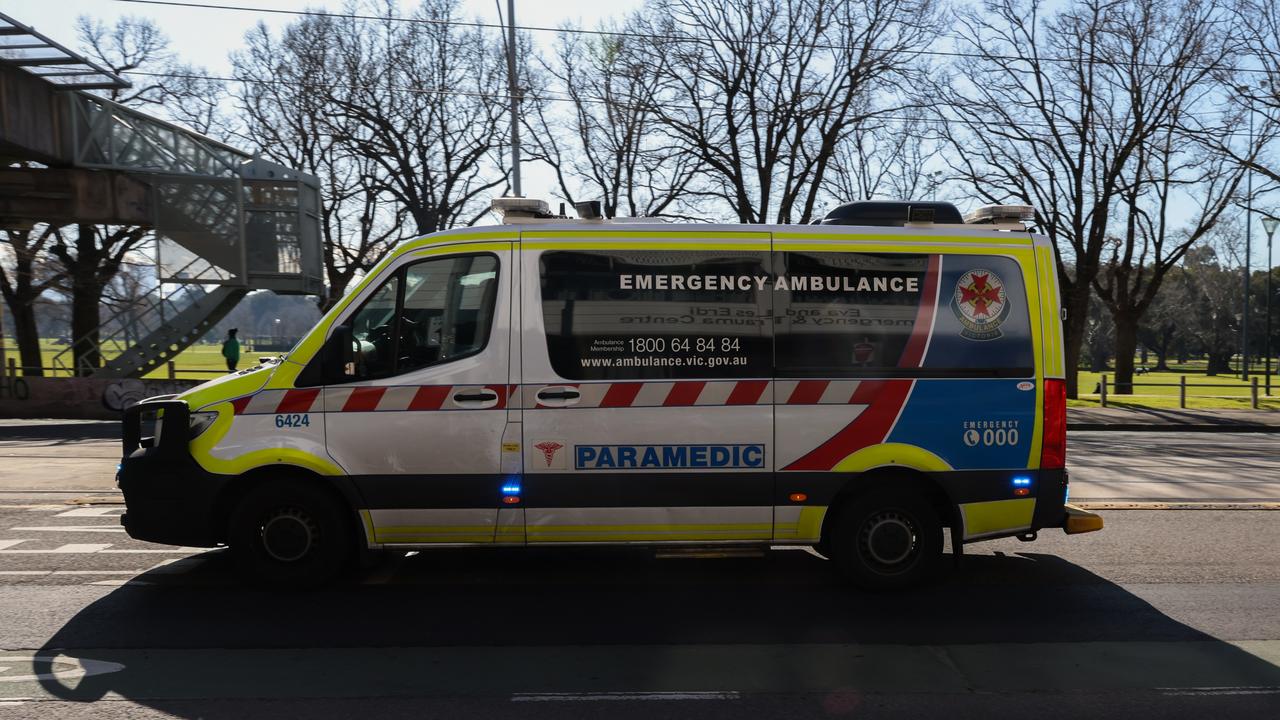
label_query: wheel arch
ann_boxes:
[819,466,958,551]
[211,465,366,547]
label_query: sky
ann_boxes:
[9,0,643,74]
[7,0,1280,267]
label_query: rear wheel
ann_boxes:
[228,479,353,587]
[831,487,943,590]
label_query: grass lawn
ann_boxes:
[1070,370,1280,411]
[1,339,282,381]
[6,339,1279,409]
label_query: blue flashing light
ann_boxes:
[1064,484,1070,503]
[501,483,521,495]
[1012,476,1032,487]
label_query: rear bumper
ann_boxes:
[1063,504,1104,534]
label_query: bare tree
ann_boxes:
[232,16,406,308]
[823,112,942,206]
[1085,0,1248,393]
[1215,0,1280,184]
[934,0,1236,398]
[76,15,227,135]
[0,224,64,376]
[635,0,940,224]
[523,17,703,219]
[320,0,510,234]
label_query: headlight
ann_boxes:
[188,411,218,438]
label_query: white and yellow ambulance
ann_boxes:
[119,199,1102,588]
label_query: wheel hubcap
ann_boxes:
[859,511,919,570]
[260,508,317,563]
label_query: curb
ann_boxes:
[1067,423,1280,432]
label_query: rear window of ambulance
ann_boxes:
[774,252,1034,377]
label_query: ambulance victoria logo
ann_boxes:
[534,441,564,468]
[951,269,1011,341]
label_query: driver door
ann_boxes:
[324,247,515,545]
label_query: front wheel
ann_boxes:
[228,479,353,587]
[831,487,943,590]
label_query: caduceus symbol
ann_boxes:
[533,441,564,467]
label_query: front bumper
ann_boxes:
[117,401,227,548]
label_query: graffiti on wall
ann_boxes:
[0,376,201,420]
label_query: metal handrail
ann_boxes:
[1095,373,1273,409]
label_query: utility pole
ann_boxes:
[1264,216,1278,396]
[505,0,522,198]
[1243,106,1253,381]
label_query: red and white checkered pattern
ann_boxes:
[229,380,876,414]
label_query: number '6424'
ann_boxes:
[274,413,310,428]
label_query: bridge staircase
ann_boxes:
[1,11,323,378]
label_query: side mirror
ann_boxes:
[326,324,356,383]
[297,324,357,387]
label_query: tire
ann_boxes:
[830,487,943,591]
[228,478,354,588]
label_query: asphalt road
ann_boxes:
[0,421,1278,717]
[0,504,1277,718]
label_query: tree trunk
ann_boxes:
[1112,314,1139,394]
[11,303,43,377]
[70,278,103,376]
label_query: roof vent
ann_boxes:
[819,201,964,227]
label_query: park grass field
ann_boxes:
[5,339,1278,409]
[1,339,282,380]
[1071,369,1280,410]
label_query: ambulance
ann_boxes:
[118,198,1103,589]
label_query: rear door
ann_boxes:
[517,235,775,544]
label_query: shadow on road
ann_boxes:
[30,547,1280,714]
[0,420,121,442]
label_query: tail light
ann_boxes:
[1040,379,1066,469]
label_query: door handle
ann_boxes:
[453,390,499,402]
[537,389,581,401]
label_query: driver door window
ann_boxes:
[348,254,499,380]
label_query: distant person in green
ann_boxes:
[221,328,241,372]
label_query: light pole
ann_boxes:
[1264,216,1279,396]
[1242,104,1254,381]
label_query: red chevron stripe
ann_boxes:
[726,380,768,405]
[664,381,706,406]
[899,254,941,368]
[230,396,252,415]
[408,385,451,411]
[783,379,913,471]
[787,380,829,405]
[276,388,320,414]
[600,382,643,407]
[343,386,386,412]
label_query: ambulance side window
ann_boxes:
[540,249,773,380]
[346,254,499,380]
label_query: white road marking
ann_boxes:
[0,540,25,551]
[1158,686,1280,696]
[49,543,111,554]
[10,526,127,533]
[0,655,125,683]
[54,507,125,517]
[511,691,741,702]
[0,570,142,576]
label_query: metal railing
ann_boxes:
[6,358,227,379]
[1097,374,1272,409]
